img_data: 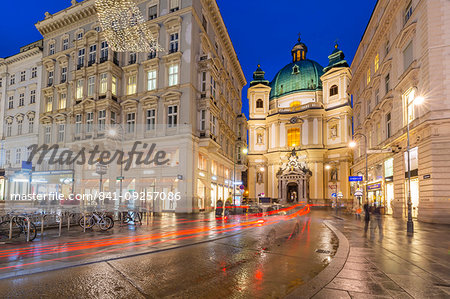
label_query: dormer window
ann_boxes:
[330,85,338,96]
[292,65,299,74]
[256,99,263,109]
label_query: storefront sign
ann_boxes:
[349,176,363,182]
[423,174,431,180]
[367,183,382,190]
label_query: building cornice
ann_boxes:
[2,47,42,65]
[349,0,403,92]
[201,0,246,87]
[35,0,97,37]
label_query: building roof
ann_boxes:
[269,59,324,100]
[323,43,349,73]
[250,64,270,87]
[269,37,324,100]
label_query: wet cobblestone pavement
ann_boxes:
[0,209,337,298]
[313,213,450,299]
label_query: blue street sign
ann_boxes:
[22,161,32,171]
[349,176,363,182]
[331,193,337,197]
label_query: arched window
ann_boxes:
[330,85,338,96]
[287,128,300,147]
[256,99,263,109]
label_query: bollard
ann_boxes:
[67,214,71,231]
[9,217,13,239]
[41,214,44,235]
[26,217,31,242]
[58,215,62,237]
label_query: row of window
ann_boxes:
[43,105,179,143]
[5,117,35,137]
[8,90,36,109]
[2,67,38,87]
[3,147,32,166]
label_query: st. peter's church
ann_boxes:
[247,37,353,205]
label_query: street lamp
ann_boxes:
[349,134,368,207]
[405,93,424,236]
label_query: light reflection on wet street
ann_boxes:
[0,209,337,298]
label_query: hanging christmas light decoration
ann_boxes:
[95,0,163,53]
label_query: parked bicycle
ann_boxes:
[78,211,114,231]
[0,214,37,241]
[120,211,142,224]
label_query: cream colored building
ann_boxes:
[350,0,450,223]
[247,38,353,205]
[29,0,247,213]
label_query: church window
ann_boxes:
[374,54,379,72]
[287,128,300,147]
[290,101,301,108]
[256,99,263,109]
[330,85,338,97]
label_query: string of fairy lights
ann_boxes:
[95,0,163,53]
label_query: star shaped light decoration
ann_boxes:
[95,0,163,53]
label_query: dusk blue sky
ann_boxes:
[0,0,377,117]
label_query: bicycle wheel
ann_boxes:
[0,221,12,240]
[0,220,23,240]
[106,216,114,229]
[99,216,113,231]
[79,216,95,229]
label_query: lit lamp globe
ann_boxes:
[415,96,425,105]
[349,141,357,148]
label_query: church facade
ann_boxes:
[247,38,353,205]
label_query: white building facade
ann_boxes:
[350,0,450,223]
[0,41,43,200]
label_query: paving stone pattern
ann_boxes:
[313,213,450,299]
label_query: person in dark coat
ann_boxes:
[364,203,370,236]
[371,204,383,240]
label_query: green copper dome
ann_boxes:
[269,59,324,100]
[269,37,324,100]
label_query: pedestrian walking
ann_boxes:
[371,204,383,241]
[364,203,370,236]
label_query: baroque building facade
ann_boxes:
[0,41,43,200]
[26,0,247,213]
[247,38,353,205]
[350,0,450,223]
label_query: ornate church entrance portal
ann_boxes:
[287,183,298,203]
[277,150,312,204]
